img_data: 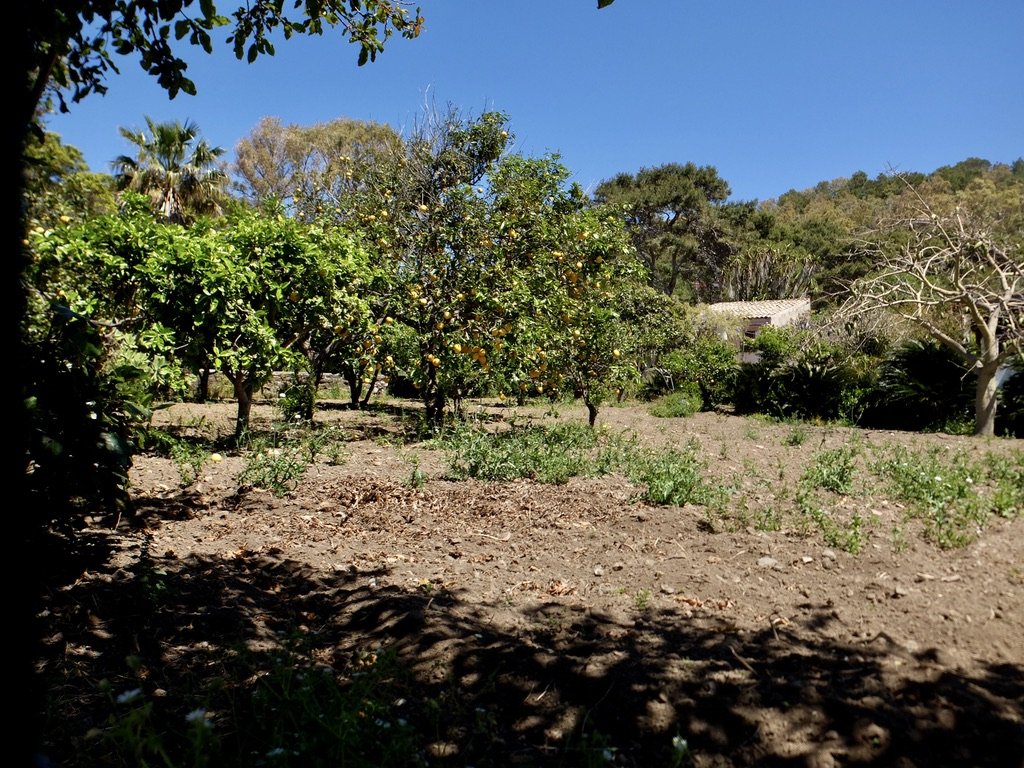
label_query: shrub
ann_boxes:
[657,335,737,408]
[23,312,154,518]
[732,326,799,417]
[648,383,702,418]
[997,356,1024,437]
[733,329,874,423]
[277,376,316,422]
[778,344,876,423]
[861,340,975,432]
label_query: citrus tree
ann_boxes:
[212,211,379,437]
[524,205,640,425]
[336,110,641,428]
[23,129,116,229]
[333,108,512,428]
[24,197,200,511]
[474,153,640,424]
[276,223,383,412]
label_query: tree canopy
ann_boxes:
[232,116,401,218]
[112,116,226,224]
[594,162,731,299]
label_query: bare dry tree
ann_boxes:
[838,182,1023,436]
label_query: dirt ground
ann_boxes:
[35,398,1024,767]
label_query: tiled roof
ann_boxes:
[707,299,810,320]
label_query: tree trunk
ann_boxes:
[423,378,446,433]
[232,376,254,443]
[345,369,363,409]
[297,375,316,421]
[586,399,599,428]
[974,362,1000,437]
[360,370,378,408]
[197,365,210,403]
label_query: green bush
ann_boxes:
[861,340,975,432]
[648,384,702,418]
[278,377,316,422]
[657,335,737,407]
[746,325,799,368]
[732,326,799,417]
[733,329,874,423]
[997,356,1024,437]
[24,312,153,517]
[779,344,876,423]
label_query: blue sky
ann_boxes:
[47,1,1023,202]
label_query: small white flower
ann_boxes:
[672,735,689,753]
[185,708,208,724]
[116,688,143,704]
[934,476,942,482]
[965,477,973,484]
[602,747,615,761]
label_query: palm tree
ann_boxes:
[112,117,226,224]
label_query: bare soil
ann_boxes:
[35,399,1024,767]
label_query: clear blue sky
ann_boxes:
[46,0,1024,202]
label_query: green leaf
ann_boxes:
[598,0,615,7]
[174,19,190,40]
[199,0,216,20]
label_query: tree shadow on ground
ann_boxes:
[35,548,1024,767]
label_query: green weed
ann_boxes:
[633,589,653,611]
[793,481,865,553]
[145,427,212,486]
[443,421,597,483]
[100,639,425,768]
[783,426,808,446]
[869,444,987,547]
[803,443,859,495]
[405,455,425,489]
[237,434,311,496]
[170,440,211,486]
[626,440,721,507]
